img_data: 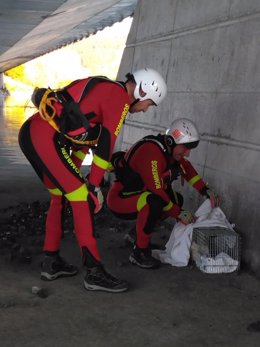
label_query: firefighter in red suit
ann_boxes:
[18,68,167,292]
[107,118,219,269]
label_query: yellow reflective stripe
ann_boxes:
[93,154,109,170]
[106,162,113,172]
[48,187,63,196]
[72,149,86,161]
[188,175,201,186]
[173,191,179,204]
[137,192,151,211]
[163,201,173,212]
[65,183,88,202]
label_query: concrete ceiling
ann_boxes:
[0,0,137,73]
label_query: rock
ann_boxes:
[31,286,49,298]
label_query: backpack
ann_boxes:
[31,77,118,146]
[111,151,144,192]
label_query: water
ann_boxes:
[0,97,93,170]
[0,101,34,165]
[0,98,91,209]
[0,98,48,208]
[0,95,92,208]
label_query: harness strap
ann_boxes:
[37,77,119,145]
[125,135,168,165]
[57,77,112,134]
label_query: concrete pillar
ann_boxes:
[118,0,260,276]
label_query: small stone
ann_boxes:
[32,286,49,298]
[32,286,41,294]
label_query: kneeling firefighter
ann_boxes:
[107,118,219,269]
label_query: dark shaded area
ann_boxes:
[0,195,171,266]
[0,200,49,263]
[247,321,260,333]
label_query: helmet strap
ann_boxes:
[164,135,176,155]
[130,98,140,108]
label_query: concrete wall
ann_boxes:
[117,0,260,276]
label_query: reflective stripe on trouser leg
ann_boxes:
[65,183,101,261]
[136,192,152,249]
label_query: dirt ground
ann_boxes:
[0,183,260,347]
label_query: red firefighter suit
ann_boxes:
[18,77,130,261]
[107,134,208,249]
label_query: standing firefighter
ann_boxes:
[107,118,219,269]
[18,68,167,292]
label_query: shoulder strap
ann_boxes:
[78,76,125,103]
[125,134,168,164]
[79,76,110,102]
[57,76,108,104]
[55,77,112,139]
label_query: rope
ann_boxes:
[37,88,98,146]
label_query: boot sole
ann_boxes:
[129,255,161,269]
[41,270,78,281]
[84,280,128,293]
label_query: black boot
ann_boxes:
[41,251,78,281]
[82,247,129,293]
[129,245,161,269]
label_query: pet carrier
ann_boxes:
[191,227,241,274]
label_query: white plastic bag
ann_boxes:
[152,200,235,267]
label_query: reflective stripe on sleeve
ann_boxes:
[72,149,86,161]
[93,154,109,170]
[106,162,113,172]
[188,175,201,186]
[162,201,173,212]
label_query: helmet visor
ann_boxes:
[184,140,200,149]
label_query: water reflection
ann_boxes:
[0,96,36,165]
[0,97,93,166]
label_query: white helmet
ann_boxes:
[132,68,167,105]
[166,118,200,148]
